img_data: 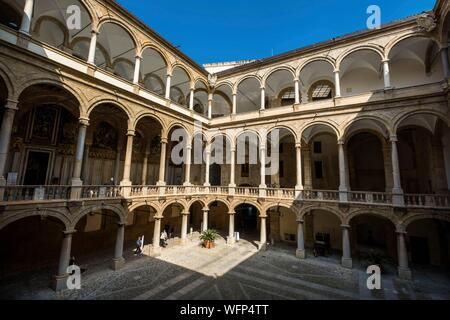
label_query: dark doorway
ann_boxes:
[235,204,258,234]
[210,164,221,186]
[23,151,50,185]
[410,236,430,265]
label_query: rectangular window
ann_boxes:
[314,161,323,179]
[313,141,322,154]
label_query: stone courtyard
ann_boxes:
[1,236,449,300]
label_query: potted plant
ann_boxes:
[200,229,219,249]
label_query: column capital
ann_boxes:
[382,58,390,63]
[259,214,268,219]
[337,139,345,145]
[333,68,340,74]
[202,207,210,212]
[340,224,351,229]
[296,219,304,224]
[135,54,142,60]
[79,117,89,126]
[228,211,236,215]
[390,135,398,142]
[153,215,163,220]
[127,129,136,136]
[260,143,266,150]
[63,229,77,235]
[5,99,19,110]
[295,142,302,149]
[181,211,190,216]
[160,137,168,144]
[117,222,126,227]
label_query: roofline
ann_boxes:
[215,12,429,78]
[107,0,208,76]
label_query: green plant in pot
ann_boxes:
[200,229,219,249]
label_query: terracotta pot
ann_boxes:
[204,240,214,249]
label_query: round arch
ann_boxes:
[300,121,340,143]
[86,99,133,122]
[235,75,262,93]
[297,205,343,222]
[70,204,127,229]
[401,213,450,229]
[262,66,296,85]
[139,43,170,67]
[393,109,450,134]
[132,111,166,132]
[160,200,188,216]
[345,209,398,226]
[336,45,385,70]
[385,32,440,59]
[341,116,391,142]
[97,18,139,50]
[297,56,336,77]
[266,125,298,143]
[0,209,71,231]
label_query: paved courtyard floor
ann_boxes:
[1,235,450,300]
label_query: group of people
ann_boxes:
[134,225,175,253]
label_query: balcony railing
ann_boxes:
[1,185,449,209]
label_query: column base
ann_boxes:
[156,181,166,186]
[295,187,303,199]
[180,237,187,245]
[339,189,348,202]
[183,182,192,186]
[398,267,412,280]
[70,178,83,199]
[226,236,235,245]
[258,242,267,251]
[111,257,125,271]
[148,245,161,257]
[296,249,306,259]
[259,186,267,197]
[120,180,132,197]
[341,257,353,269]
[52,274,69,291]
[392,192,405,207]
[203,182,211,187]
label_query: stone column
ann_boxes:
[260,87,265,110]
[133,55,141,84]
[390,135,405,206]
[259,215,267,250]
[208,93,213,119]
[232,93,237,115]
[70,119,89,199]
[157,137,168,186]
[0,100,18,187]
[113,147,122,184]
[303,146,312,189]
[71,119,88,182]
[53,230,75,291]
[81,143,91,183]
[229,147,236,188]
[259,144,266,195]
[227,211,235,244]
[165,74,172,99]
[294,79,300,104]
[296,219,306,258]
[183,144,192,186]
[189,88,194,110]
[141,140,150,185]
[382,59,391,89]
[151,216,162,256]
[295,142,303,193]
[111,223,125,270]
[120,130,135,186]
[204,144,211,186]
[202,207,209,232]
[334,69,341,98]
[441,47,450,80]
[87,30,98,65]
[338,140,348,202]
[19,0,34,35]
[341,224,352,268]
[397,230,412,280]
[180,212,189,244]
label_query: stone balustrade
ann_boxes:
[1,184,450,209]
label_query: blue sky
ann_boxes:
[116,0,436,65]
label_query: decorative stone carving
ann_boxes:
[208,73,217,89]
[416,13,437,32]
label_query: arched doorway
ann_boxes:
[235,203,258,237]
[349,214,397,273]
